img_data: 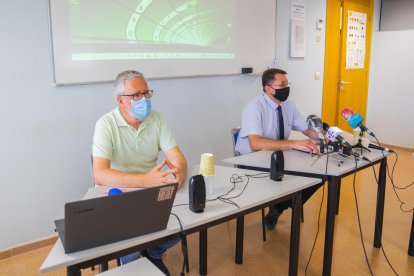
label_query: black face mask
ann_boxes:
[272,87,290,102]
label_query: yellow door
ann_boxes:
[322,0,373,132]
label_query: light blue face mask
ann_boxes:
[130,98,151,120]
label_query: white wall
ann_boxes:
[0,0,327,250]
[275,0,326,119]
[367,0,414,148]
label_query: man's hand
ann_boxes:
[292,139,320,154]
[166,160,185,186]
[144,160,177,186]
[164,146,187,187]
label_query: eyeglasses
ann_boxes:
[121,89,153,101]
[268,82,291,89]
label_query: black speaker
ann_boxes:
[189,174,206,213]
[270,151,284,181]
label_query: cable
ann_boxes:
[206,172,270,209]
[304,183,325,275]
[170,212,188,276]
[305,145,329,275]
[351,156,374,275]
[365,158,399,275]
[373,137,414,212]
[170,173,271,273]
[173,203,189,208]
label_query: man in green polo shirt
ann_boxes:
[92,70,187,275]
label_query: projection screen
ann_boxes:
[48,0,276,85]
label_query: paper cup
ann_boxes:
[203,176,214,195]
[199,153,215,176]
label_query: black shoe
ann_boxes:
[142,250,170,276]
[264,208,282,230]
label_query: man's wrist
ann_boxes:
[286,140,294,150]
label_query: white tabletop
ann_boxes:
[98,257,163,276]
[223,149,391,177]
[40,165,320,273]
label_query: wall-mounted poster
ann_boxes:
[290,1,307,58]
[346,11,367,69]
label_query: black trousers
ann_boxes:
[272,183,323,213]
[238,165,324,213]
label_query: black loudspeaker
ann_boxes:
[270,151,284,181]
[189,174,206,213]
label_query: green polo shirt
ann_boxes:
[92,108,177,174]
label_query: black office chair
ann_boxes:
[231,128,304,242]
[231,128,267,241]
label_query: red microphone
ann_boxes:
[341,107,354,121]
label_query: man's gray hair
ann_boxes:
[113,70,145,97]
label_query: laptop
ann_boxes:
[55,183,178,253]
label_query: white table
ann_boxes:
[223,149,391,276]
[98,257,163,276]
[40,165,320,276]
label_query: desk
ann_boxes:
[40,165,320,276]
[98,257,163,275]
[223,149,390,276]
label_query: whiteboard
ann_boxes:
[48,0,276,85]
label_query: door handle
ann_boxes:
[340,80,352,91]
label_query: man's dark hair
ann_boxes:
[262,68,287,88]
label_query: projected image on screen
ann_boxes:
[69,0,235,61]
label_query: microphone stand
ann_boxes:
[353,129,370,155]
[321,140,344,167]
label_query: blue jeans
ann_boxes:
[120,238,180,265]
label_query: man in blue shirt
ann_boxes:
[235,68,322,230]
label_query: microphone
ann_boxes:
[324,126,353,148]
[341,107,354,120]
[368,143,393,152]
[341,107,376,137]
[323,124,369,160]
[323,122,390,153]
[306,115,325,140]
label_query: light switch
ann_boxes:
[315,72,321,80]
[316,33,322,42]
[316,19,323,30]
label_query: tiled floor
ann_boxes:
[1,148,413,275]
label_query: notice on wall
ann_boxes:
[290,20,307,57]
[291,1,307,22]
[346,11,367,69]
[290,1,307,57]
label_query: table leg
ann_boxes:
[322,176,340,276]
[67,264,81,276]
[99,262,108,272]
[409,211,414,256]
[199,229,207,275]
[289,192,302,276]
[235,216,244,264]
[374,158,387,248]
[335,180,341,215]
